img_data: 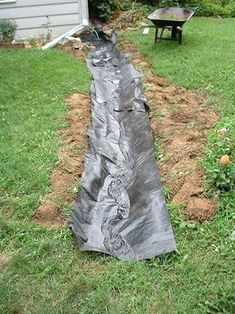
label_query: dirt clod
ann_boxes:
[59,45,87,62]
[186,198,217,222]
[34,203,64,227]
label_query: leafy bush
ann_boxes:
[88,0,115,21]
[88,0,136,21]
[205,118,235,192]
[226,1,235,17]
[138,0,235,17]
[88,0,235,20]
[178,0,235,17]
[97,0,117,21]
[188,2,231,17]
[0,19,17,43]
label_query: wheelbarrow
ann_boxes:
[148,7,194,44]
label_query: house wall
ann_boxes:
[0,0,89,40]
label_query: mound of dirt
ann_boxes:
[34,94,90,227]
[187,197,217,222]
[119,39,219,221]
[34,203,64,227]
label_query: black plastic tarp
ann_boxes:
[69,35,176,261]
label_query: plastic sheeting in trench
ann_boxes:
[69,35,176,261]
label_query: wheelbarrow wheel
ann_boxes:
[171,26,177,39]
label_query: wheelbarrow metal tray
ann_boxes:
[148,7,194,28]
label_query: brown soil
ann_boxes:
[0,43,25,49]
[59,44,87,62]
[34,93,90,227]
[120,39,219,221]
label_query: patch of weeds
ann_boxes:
[144,83,152,93]
[204,118,235,192]
[168,203,187,227]
[72,183,80,195]
[217,190,235,220]
[161,154,172,164]
[163,185,171,202]
[169,102,179,113]
[152,109,166,121]
[74,142,84,152]
[60,201,72,218]
[28,35,38,48]
[186,121,198,129]
[154,141,164,160]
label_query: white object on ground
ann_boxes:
[42,24,92,50]
[65,36,82,42]
[143,27,150,35]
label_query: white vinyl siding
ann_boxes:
[0,1,16,4]
[0,0,88,40]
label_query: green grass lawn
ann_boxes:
[0,19,234,314]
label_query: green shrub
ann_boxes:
[138,0,235,17]
[0,19,17,43]
[88,0,117,21]
[182,0,235,17]
[226,1,235,17]
[88,1,235,20]
[97,0,117,21]
[189,2,231,17]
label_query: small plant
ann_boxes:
[204,118,235,192]
[0,19,17,43]
[29,36,38,48]
[42,16,52,44]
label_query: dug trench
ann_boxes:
[34,93,90,227]
[34,39,219,227]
